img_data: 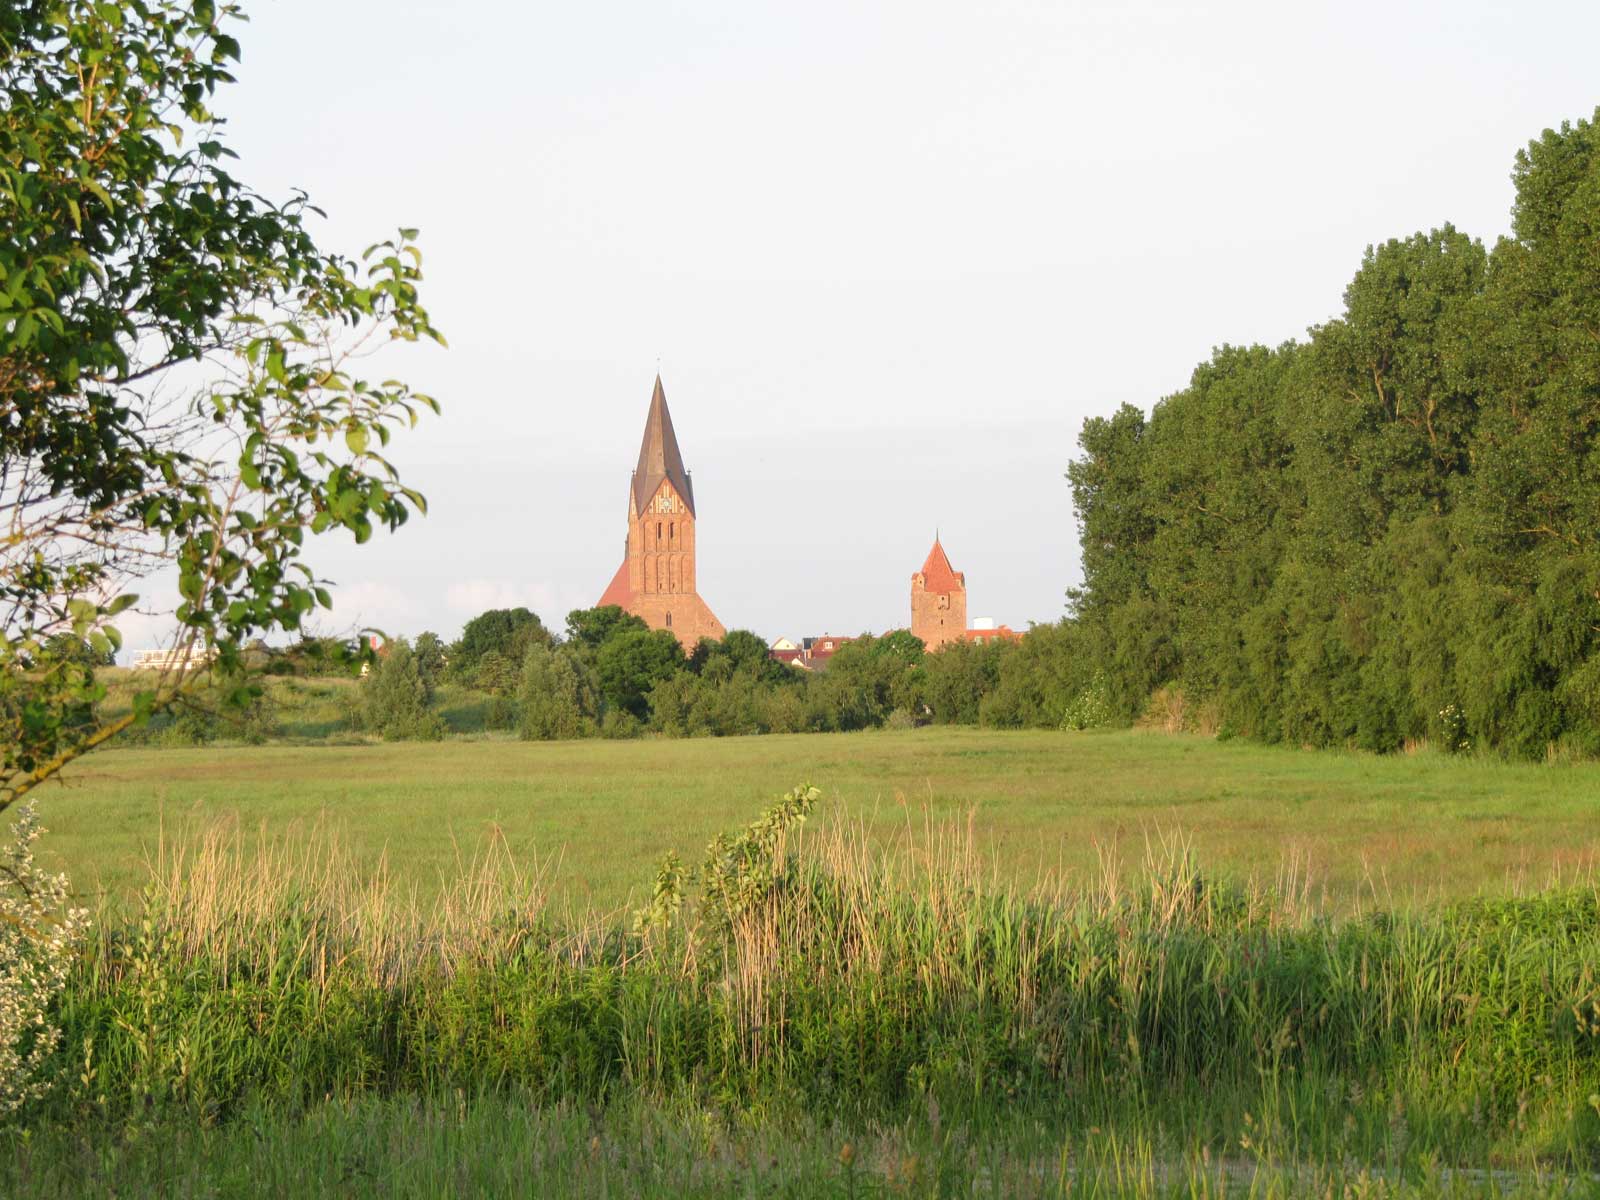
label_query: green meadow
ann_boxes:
[8,731,1600,1197]
[35,727,1600,913]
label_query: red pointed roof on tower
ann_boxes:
[631,375,696,517]
[918,537,964,593]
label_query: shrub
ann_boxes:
[636,782,820,938]
[363,641,446,741]
[1140,685,1188,733]
[1437,703,1471,754]
[517,643,598,741]
[980,621,1091,728]
[413,632,447,688]
[1060,671,1114,731]
[763,686,806,734]
[0,803,89,1116]
[219,688,281,745]
[163,699,219,746]
[484,695,516,732]
[1139,685,1220,736]
[600,709,642,740]
[922,638,1006,724]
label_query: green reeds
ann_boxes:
[24,795,1600,1181]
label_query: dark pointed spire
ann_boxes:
[632,375,695,517]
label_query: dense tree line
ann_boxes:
[1064,111,1600,759]
[355,605,1047,741]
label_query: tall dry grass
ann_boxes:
[134,812,579,988]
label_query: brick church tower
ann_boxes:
[910,536,967,650]
[597,376,725,650]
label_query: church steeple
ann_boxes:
[631,375,695,517]
[597,375,724,649]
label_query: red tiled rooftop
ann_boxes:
[917,538,964,593]
[598,561,632,608]
[965,625,1020,642]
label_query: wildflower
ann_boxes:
[1,803,90,1115]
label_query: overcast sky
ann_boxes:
[123,0,1600,650]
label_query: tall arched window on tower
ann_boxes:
[669,521,675,548]
[665,612,672,628]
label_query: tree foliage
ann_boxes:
[564,605,646,657]
[362,640,443,742]
[517,641,597,741]
[412,631,446,688]
[449,608,550,683]
[0,1,441,807]
[1063,109,1600,758]
[597,628,684,720]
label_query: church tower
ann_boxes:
[597,376,725,649]
[910,536,967,650]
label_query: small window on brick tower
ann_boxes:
[666,612,673,628]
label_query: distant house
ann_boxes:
[769,636,804,667]
[769,634,854,671]
[130,645,214,673]
[358,634,390,677]
[965,617,1021,646]
[803,635,852,666]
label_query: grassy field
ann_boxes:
[9,729,1600,1196]
[9,1096,1594,1197]
[31,727,1600,912]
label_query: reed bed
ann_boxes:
[16,787,1600,1189]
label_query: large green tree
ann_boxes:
[1451,114,1600,755]
[564,605,647,657]
[0,2,442,808]
[1060,108,1600,758]
[596,628,683,720]
[449,608,551,686]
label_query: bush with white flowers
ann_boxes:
[0,802,88,1116]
